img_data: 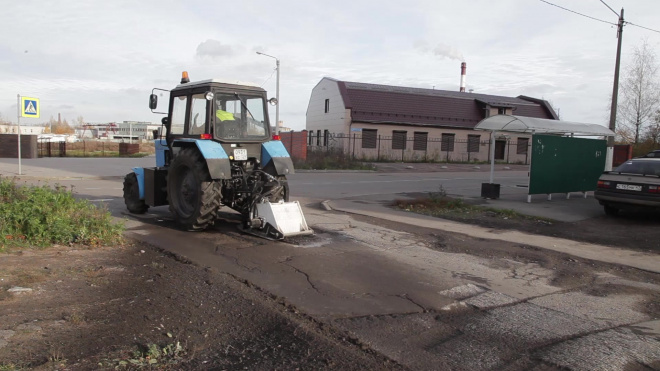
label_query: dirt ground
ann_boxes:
[0,241,399,370]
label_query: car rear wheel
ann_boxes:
[604,205,619,216]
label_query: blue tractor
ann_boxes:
[122,72,312,240]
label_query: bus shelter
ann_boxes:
[474,115,615,202]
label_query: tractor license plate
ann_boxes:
[616,184,642,191]
[234,148,248,161]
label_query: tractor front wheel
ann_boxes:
[123,172,149,214]
[167,148,221,231]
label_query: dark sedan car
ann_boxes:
[594,158,660,215]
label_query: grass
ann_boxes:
[0,178,124,251]
[294,149,376,171]
[394,186,552,223]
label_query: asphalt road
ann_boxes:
[2,156,659,370]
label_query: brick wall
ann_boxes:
[279,130,307,161]
[0,134,38,158]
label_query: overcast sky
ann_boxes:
[1,0,659,131]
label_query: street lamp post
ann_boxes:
[256,51,280,135]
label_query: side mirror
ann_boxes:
[268,97,278,106]
[149,94,158,110]
[161,117,169,127]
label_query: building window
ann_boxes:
[392,131,407,150]
[517,137,529,155]
[362,129,377,149]
[324,99,329,113]
[498,107,507,115]
[413,132,428,151]
[467,134,480,153]
[323,129,329,146]
[316,130,321,146]
[308,130,314,145]
[441,133,455,152]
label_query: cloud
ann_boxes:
[196,39,236,58]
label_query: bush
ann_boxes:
[0,178,124,251]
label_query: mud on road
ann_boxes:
[0,242,398,370]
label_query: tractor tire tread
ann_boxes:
[123,172,149,214]
[167,148,221,231]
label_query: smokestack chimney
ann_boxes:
[460,62,466,92]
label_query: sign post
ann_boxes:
[17,95,40,175]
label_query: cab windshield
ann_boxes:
[213,92,269,141]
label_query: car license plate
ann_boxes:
[234,149,247,161]
[616,183,642,191]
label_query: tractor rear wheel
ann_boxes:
[167,148,221,231]
[123,172,149,214]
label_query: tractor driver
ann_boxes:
[215,106,243,138]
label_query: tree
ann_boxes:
[617,40,660,144]
[49,116,74,134]
[644,109,660,147]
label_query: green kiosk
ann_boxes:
[474,115,615,202]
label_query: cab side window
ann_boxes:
[170,95,187,135]
[188,94,207,135]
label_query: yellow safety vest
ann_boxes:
[216,110,235,122]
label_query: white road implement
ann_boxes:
[254,201,314,239]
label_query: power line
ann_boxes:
[538,0,615,25]
[540,0,660,34]
[627,22,660,34]
[599,0,620,17]
[260,68,276,88]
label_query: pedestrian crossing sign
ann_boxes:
[21,96,40,118]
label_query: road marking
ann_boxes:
[89,199,114,202]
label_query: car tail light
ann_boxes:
[272,134,281,141]
[200,134,212,139]
[597,180,611,188]
[649,185,659,193]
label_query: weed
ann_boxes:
[151,261,165,269]
[429,184,448,199]
[102,341,186,368]
[63,311,85,325]
[0,178,124,251]
[0,363,22,371]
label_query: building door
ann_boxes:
[495,140,506,160]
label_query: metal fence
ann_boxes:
[307,133,532,164]
[37,140,67,158]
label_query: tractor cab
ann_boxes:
[149,73,278,168]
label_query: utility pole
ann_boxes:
[606,8,624,170]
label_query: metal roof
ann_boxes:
[174,79,262,90]
[474,115,615,136]
[331,79,557,128]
